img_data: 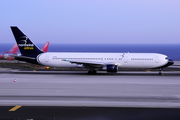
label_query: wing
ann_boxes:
[62,59,116,68]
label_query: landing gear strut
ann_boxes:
[159,68,162,75]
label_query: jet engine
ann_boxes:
[102,64,118,72]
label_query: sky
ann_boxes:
[1,0,180,44]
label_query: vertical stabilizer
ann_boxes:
[10,26,43,57]
[4,44,18,54]
[41,42,49,52]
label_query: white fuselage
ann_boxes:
[37,52,169,69]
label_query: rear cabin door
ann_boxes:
[45,55,49,62]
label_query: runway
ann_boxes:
[1,71,180,108]
[1,70,180,119]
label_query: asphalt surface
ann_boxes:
[1,72,180,108]
[1,106,180,120]
[1,61,180,119]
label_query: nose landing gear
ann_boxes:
[159,68,162,75]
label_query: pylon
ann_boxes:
[14,79,17,82]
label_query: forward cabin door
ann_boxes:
[155,56,159,63]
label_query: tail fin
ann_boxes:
[41,42,49,52]
[4,44,18,54]
[10,26,43,57]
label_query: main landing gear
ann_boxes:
[88,69,97,74]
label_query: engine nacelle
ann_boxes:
[102,64,118,72]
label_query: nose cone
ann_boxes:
[163,59,174,68]
[168,59,174,65]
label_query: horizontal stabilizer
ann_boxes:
[10,55,36,60]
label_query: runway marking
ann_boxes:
[9,105,22,111]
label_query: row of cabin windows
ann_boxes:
[52,57,153,61]
[52,57,123,60]
[53,58,102,60]
[131,58,153,60]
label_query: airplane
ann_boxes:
[41,42,49,52]
[4,43,18,54]
[0,44,18,60]
[10,26,174,74]
[0,42,49,60]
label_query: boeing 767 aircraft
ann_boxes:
[10,26,174,74]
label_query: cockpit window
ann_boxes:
[165,57,170,60]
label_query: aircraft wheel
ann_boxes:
[158,68,162,75]
[88,70,97,74]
